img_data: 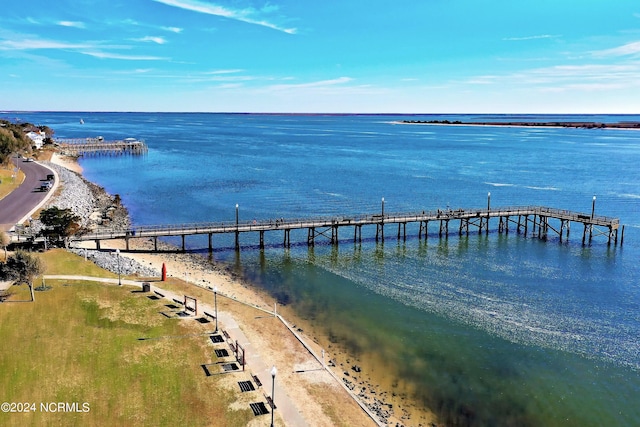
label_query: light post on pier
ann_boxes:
[380,197,385,242]
[116,249,122,286]
[591,195,596,219]
[235,203,239,250]
[486,192,491,235]
[270,365,277,427]
[213,286,218,333]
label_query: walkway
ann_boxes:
[43,275,383,426]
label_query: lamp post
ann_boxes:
[591,195,596,219]
[486,192,491,235]
[213,286,218,333]
[380,197,385,242]
[270,365,277,427]
[116,249,122,286]
[235,203,239,250]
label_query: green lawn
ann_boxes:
[0,251,254,426]
[0,167,25,200]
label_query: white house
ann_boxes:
[26,130,46,149]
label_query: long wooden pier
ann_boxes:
[71,205,624,252]
[56,137,148,156]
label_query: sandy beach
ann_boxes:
[48,153,434,426]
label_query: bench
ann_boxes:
[252,374,262,387]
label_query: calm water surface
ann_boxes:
[10,112,640,426]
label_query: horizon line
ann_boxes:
[3,110,639,116]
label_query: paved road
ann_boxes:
[0,156,54,231]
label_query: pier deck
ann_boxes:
[69,205,623,251]
[56,138,148,156]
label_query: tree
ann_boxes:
[0,120,33,165]
[0,250,45,301]
[0,231,9,260]
[39,207,82,248]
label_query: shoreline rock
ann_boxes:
[43,162,155,277]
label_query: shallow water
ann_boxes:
[12,112,640,426]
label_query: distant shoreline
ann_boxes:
[397,120,640,130]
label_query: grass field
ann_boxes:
[0,250,256,427]
[0,167,25,200]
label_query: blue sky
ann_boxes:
[1,0,639,113]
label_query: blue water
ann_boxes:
[10,112,640,426]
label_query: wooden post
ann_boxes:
[181,235,186,252]
[259,231,265,249]
[419,221,428,239]
[208,233,213,252]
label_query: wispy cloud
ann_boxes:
[503,34,561,41]
[267,77,353,91]
[592,40,640,57]
[0,39,91,50]
[134,36,167,44]
[116,19,183,34]
[464,63,640,93]
[0,36,166,61]
[58,21,86,29]
[81,51,167,61]
[203,69,245,75]
[152,0,297,34]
